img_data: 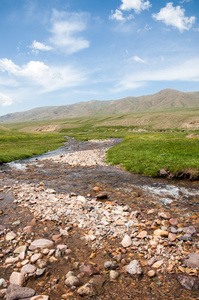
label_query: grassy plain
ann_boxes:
[1,110,199,179]
[0,127,66,163]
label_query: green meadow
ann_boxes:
[0,113,199,179]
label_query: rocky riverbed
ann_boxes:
[0,138,199,299]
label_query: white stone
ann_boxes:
[9,272,26,286]
[121,234,132,248]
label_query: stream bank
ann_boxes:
[0,138,198,299]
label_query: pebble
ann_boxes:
[121,234,132,248]
[125,260,142,275]
[110,270,120,280]
[6,232,16,241]
[29,239,54,249]
[147,270,156,277]
[152,260,164,269]
[153,229,168,237]
[65,276,81,287]
[104,261,117,270]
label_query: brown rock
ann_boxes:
[147,270,156,277]
[96,192,108,200]
[153,229,168,237]
[169,218,178,226]
[152,260,164,269]
[93,187,100,193]
[158,212,171,219]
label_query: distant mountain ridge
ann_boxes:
[0,89,199,123]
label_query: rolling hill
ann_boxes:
[0,89,199,124]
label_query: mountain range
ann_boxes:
[0,89,199,123]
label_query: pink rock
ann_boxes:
[152,260,164,269]
[168,233,176,242]
[137,231,147,239]
[9,272,26,286]
[23,226,33,233]
[169,218,178,226]
[153,229,168,237]
[158,212,171,219]
[21,264,36,276]
[30,253,42,263]
[121,235,132,248]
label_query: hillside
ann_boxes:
[0,89,199,123]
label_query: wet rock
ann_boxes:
[79,264,98,276]
[21,264,37,277]
[36,268,46,277]
[159,169,168,177]
[110,270,119,280]
[104,261,117,270]
[6,232,16,241]
[96,192,108,200]
[29,239,54,250]
[177,275,199,290]
[182,253,199,268]
[9,272,26,287]
[121,234,132,248]
[65,276,81,287]
[125,260,142,275]
[6,284,36,300]
[186,226,197,236]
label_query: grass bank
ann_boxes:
[0,129,66,163]
[60,126,199,180]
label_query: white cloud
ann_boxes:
[0,58,86,93]
[152,2,195,32]
[114,58,199,92]
[120,0,152,14]
[132,55,145,63]
[109,9,125,21]
[49,10,90,54]
[0,93,13,106]
[30,40,52,52]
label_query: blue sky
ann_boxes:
[0,0,199,115]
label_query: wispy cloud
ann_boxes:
[132,55,145,63]
[0,58,86,93]
[0,93,13,107]
[152,2,195,32]
[49,9,90,54]
[114,57,199,92]
[30,40,52,54]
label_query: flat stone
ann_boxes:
[30,253,42,263]
[21,264,36,276]
[137,230,147,239]
[153,229,168,237]
[158,212,171,219]
[23,226,33,233]
[6,284,36,300]
[121,234,132,248]
[183,253,199,269]
[125,260,142,275]
[14,245,27,254]
[6,232,16,241]
[177,275,199,290]
[9,272,26,287]
[29,239,54,249]
[96,192,108,200]
[79,264,98,276]
[186,226,197,236]
[169,218,178,226]
[152,260,164,269]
